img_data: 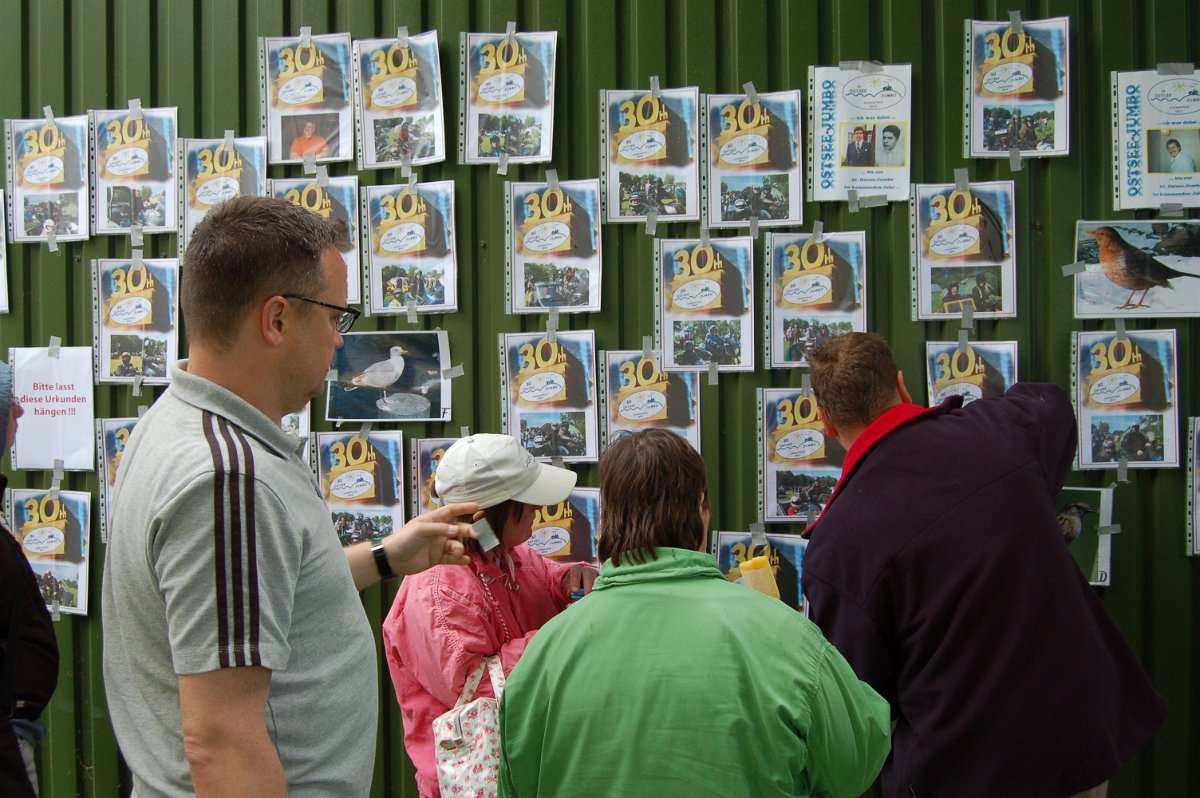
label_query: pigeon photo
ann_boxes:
[1074,220,1200,318]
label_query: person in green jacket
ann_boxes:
[498,428,891,798]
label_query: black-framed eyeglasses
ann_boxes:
[282,294,361,334]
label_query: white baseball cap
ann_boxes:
[435,433,576,508]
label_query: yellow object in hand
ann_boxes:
[740,555,780,599]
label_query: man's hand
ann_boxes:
[562,564,599,598]
[345,502,480,590]
[384,502,480,575]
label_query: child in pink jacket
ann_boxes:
[382,434,597,797]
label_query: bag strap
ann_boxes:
[452,654,507,709]
[484,654,506,698]
[453,658,488,709]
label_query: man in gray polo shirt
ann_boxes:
[102,196,479,797]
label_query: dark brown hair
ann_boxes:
[809,332,901,429]
[461,500,524,558]
[598,429,709,566]
[181,195,349,350]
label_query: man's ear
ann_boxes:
[260,296,289,348]
[896,370,913,404]
[816,405,839,441]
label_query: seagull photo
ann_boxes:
[325,331,451,422]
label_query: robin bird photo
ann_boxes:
[1087,225,1200,309]
[1057,501,1095,545]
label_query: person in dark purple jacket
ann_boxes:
[802,333,1167,798]
[0,363,60,797]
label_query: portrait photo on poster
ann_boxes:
[807,64,912,203]
[262,32,354,165]
[1113,70,1200,210]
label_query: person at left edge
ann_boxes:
[102,195,479,798]
[0,367,59,798]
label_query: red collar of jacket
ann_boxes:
[802,397,962,538]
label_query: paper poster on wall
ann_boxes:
[1074,329,1178,469]
[1072,221,1200,318]
[326,330,451,423]
[656,237,754,372]
[92,258,178,385]
[270,175,361,304]
[97,417,138,538]
[354,31,446,169]
[7,489,91,615]
[5,114,90,244]
[964,17,1069,158]
[261,32,354,165]
[177,136,267,251]
[316,429,405,547]
[924,340,1018,405]
[529,487,598,565]
[363,180,457,315]
[281,404,310,465]
[807,64,912,203]
[603,86,700,223]
[1112,70,1200,210]
[1058,486,1113,587]
[501,330,598,463]
[1189,419,1199,555]
[910,180,1016,320]
[10,346,95,471]
[410,436,457,517]
[0,191,8,313]
[460,30,556,165]
[715,530,808,613]
[765,231,867,368]
[90,106,178,234]
[507,178,602,314]
[601,349,701,452]
[704,89,803,229]
[759,387,844,523]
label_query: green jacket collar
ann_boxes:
[593,547,724,590]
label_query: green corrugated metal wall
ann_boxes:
[1,1,1196,795]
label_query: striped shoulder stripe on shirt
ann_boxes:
[201,410,262,668]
